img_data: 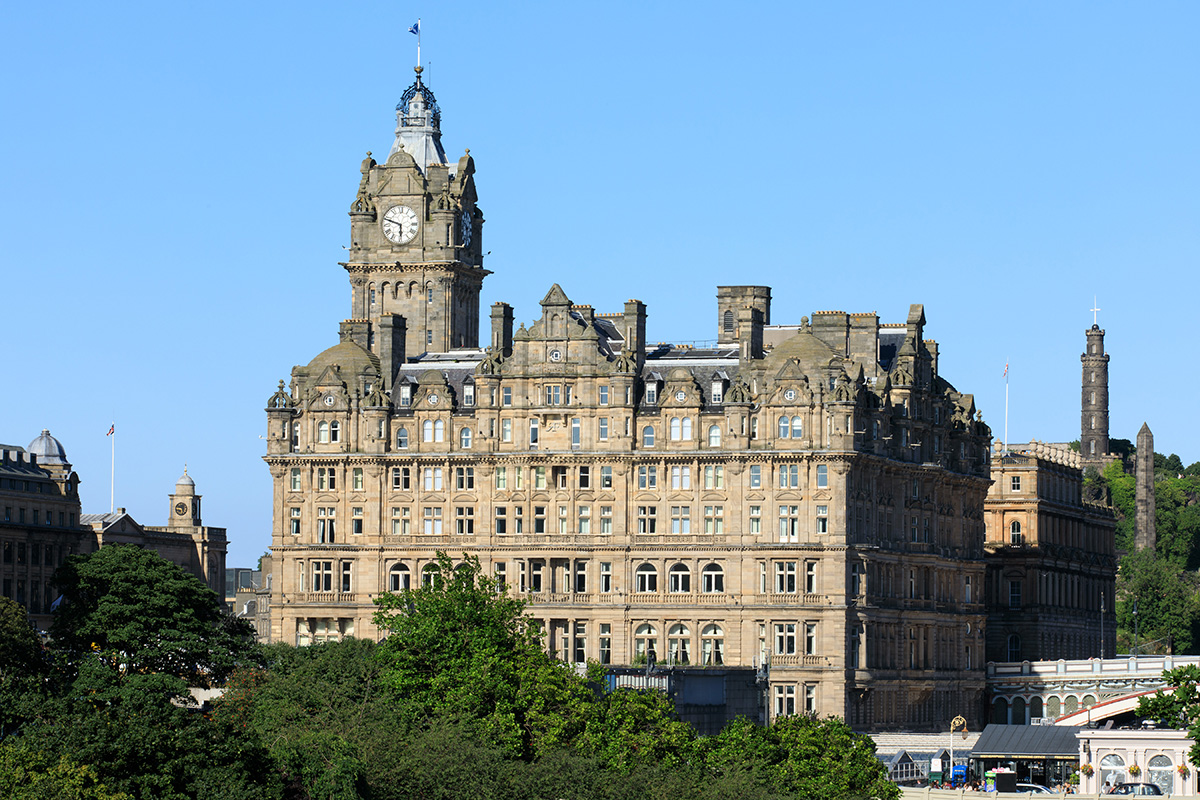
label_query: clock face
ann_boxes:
[460,208,472,247]
[675,391,687,402]
[174,502,188,516]
[548,349,562,362]
[428,393,439,405]
[382,205,419,244]
[784,389,797,402]
[323,394,336,406]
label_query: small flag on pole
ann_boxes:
[409,20,420,36]
[106,424,115,436]
[1003,362,1008,379]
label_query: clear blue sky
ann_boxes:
[3,2,1196,568]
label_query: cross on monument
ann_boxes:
[1091,296,1101,326]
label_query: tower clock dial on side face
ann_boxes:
[382,205,419,244]
[175,502,188,516]
[460,208,472,247]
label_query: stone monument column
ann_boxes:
[1135,422,1156,550]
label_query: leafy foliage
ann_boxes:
[52,544,254,686]
[0,738,132,800]
[1116,548,1200,654]
[1137,666,1200,768]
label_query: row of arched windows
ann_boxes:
[634,562,725,593]
[635,622,725,665]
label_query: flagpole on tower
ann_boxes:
[1003,360,1009,455]
[410,18,421,68]
[107,423,116,513]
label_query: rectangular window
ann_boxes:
[703,505,723,534]
[749,505,761,535]
[341,561,352,593]
[534,506,546,534]
[553,466,568,489]
[670,466,691,490]
[290,507,301,535]
[816,464,828,488]
[804,684,816,714]
[545,385,561,406]
[535,467,547,490]
[312,561,333,592]
[495,507,507,534]
[422,468,444,491]
[601,466,613,488]
[600,623,612,664]
[637,466,657,490]
[1011,476,1022,491]
[816,505,828,534]
[571,418,581,447]
[290,469,301,491]
[600,562,613,593]
[529,418,539,446]
[529,561,544,592]
[496,467,507,490]
[774,561,797,593]
[704,465,724,489]
[749,464,761,488]
[422,507,443,535]
[557,505,568,534]
[392,507,410,536]
[579,466,590,489]
[1009,580,1022,608]
[599,385,609,405]
[805,561,816,593]
[502,387,512,406]
[600,505,613,534]
[578,506,591,534]
[501,418,512,442]
[598,418,609,441]
[778,464,800,489]
[774,685,796,717]
[513,506,523,533]
[775,623,797,655]
[574,561,588,592]
[352,468,364,491]
[352,507,363,535]
[805,623,817,655]
[670,505,690,534]
[455,507,475,535]
[637,506,657,533]
[456,467,475,490]
[779,505,799,543]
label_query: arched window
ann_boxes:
[330,421,340,442]
[1047,696,1061,718]
[701,563,724,593]
[668,564,690,593]
[1100,754,1126,790]
[634,623,658,662]
[1091,416,1096,430]
[723,309,734,333]
[1090,440,1096,455]
[421,563,442,589]
[642,426,655,447]
[434,420,445,442]
[1007,634,1021,662]
[396,427,409,448]
[1010,521,1022,544]
[992,697,1008,725]
[791,416,803,439]
[1149,755,1174,796]
[1030,696,1043,720]
[681,418,692,439]
[635,563,658,592]
[668,623,691,664]
[389,563,411,592]
[422,420,434,442]
[701,623,724,665]
[1083,694,1096,708]
[707,425,721,447]
[1065,695,1078,714]
[1012,696,1027,725]
[318,421,330,443]
[670,417,681,440]
[459,427,472,448]
[778,416,790,439]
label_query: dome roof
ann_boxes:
[305,340,381,377]
[176,466,195,490]
[27,429,69,466]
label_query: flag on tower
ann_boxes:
[106,424,115,436]
[409,20,420,36]
[1003,362,1008,379]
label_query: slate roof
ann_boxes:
[971,724,1082,759]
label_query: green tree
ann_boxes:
[0,595,52,736]
[574,686,696,773]
[372,552,592,760]
[0,738,132,800]
[1137,666,1200,768]
[1117,548,1200,654]
[1104,459,1135,551]
[52,544,254,686]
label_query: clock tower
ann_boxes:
[343,66,488,388]
[167,467,201,530]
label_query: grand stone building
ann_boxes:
[263,68,996,730]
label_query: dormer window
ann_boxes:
[711,381,724,404]
[463,382,475,406]
[399,384,412,407]
[645,384,658,405]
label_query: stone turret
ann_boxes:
[1081,324,1110,468]
[1135,423,1156,550]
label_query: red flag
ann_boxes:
[106,424,115,436]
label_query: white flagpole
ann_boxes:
[1003,361,1009,455]
[110,424,115,513]
[417,18,421,68]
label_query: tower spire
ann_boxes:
[389,65,447,173]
